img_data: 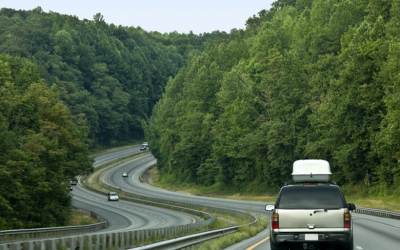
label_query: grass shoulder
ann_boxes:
[195,218,269,250]
[67,210,98,226]
[148,167,400,213]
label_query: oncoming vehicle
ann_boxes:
[122,172,128,177]
[107,192,119,201]
[70,177,78,185]
[266,160,356,250]
[142,142,148,148]
[140,145,146,151]
[66,186,73,191]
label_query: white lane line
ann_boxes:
[356,247,363,249]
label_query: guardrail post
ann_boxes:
[69,236,76,250]
[88,234,94,250]
[140,230,144,244]
[125,231,130,247]
[22,241,33,250]
[95,234,100,250]
[60,237,66,249]
[120,232,125,249]
[45,239,56,250]
[33,240,43,250]
[114,232,118,248]
[79,235,84,250]
[9,242,21,250]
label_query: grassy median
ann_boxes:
[68,210,98,226]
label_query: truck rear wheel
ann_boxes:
[341,238,354,250]
[270,239,284,250]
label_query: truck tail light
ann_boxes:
[272,213,279,229]
[344,212,351,228]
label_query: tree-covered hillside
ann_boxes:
[0,7,231,230]
[0,7,230,146]
[145,0,400,195]
[0,55,93,229]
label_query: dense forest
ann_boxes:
[0,7,230,229]
[0,7,231,146]
[0,55,93,229]
[145,0,400,196]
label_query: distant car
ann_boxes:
[140,145,146,151]
[107,192,119,201]
[122,172,128,177]
[142,142,149,148]
[70,176,78,185]
[66,186,73,191]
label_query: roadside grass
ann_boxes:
[67,210,98,226]
[195,217,269,250]
[148,168,276,203]
[148,168,400,213]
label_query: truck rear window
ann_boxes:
[277,186,346,209]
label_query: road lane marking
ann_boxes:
[246,236,270,250]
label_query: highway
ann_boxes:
[103,152,400,250]
[70,146,202,235]
[92,145,144,166]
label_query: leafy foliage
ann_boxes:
[0,55,93,229]
[146,0,400,195]
[0,8,230,147]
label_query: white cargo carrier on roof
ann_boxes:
[292,159,332,183]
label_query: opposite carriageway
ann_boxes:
[0,146,202,249]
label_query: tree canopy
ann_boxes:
[0,6,231,229]
[0,7,230,146]
[145,0,400,196]
[0,55,93,229]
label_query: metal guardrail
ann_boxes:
[0,211,107,243]
[130,226,239,250]
[354,206,400,220]
[0,152,141,246]
[0,154,255,250]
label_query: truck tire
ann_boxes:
[270,239,284,250]
[342,238,354,250]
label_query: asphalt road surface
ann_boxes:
[70,147,201,235]
[92,145,145,167]
[104,154,400,250]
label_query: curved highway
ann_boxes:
[70,148,202,235]
[104,153,400,250]
[92,145,144,166]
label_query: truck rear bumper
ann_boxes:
[275,233,350,244]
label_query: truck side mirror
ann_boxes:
[347,203,356,211]
[265,204,275,212]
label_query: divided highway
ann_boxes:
[71,146,202,235]
[103,152,400,250]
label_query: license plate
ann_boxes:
[305,234,318,241]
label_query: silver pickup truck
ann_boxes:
[266,160,356,250]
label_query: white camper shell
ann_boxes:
[292,159,332,183]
